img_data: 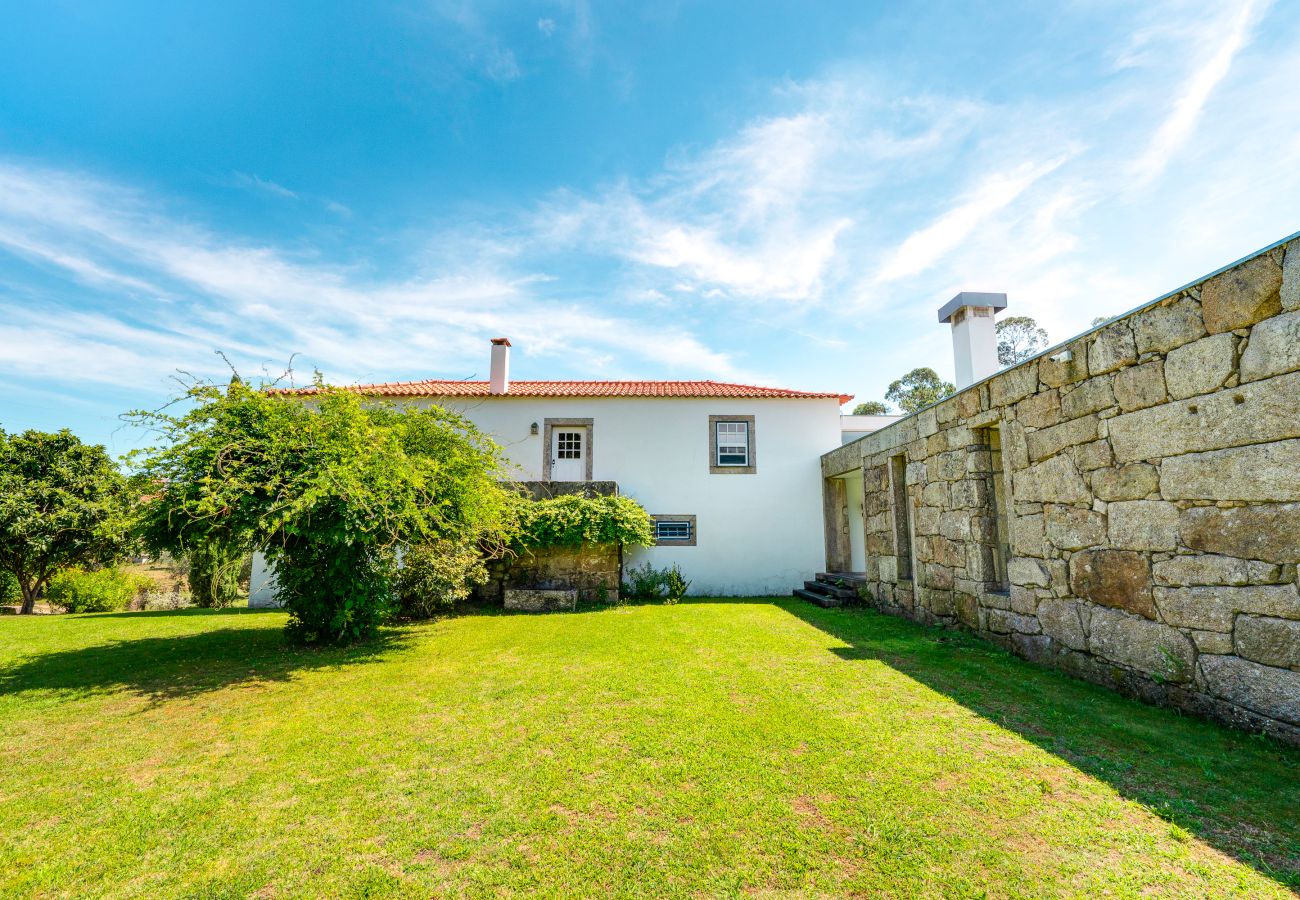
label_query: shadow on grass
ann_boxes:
[779,598,1300,890]
[0,611,412,702]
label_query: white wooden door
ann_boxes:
[550,427,587,481]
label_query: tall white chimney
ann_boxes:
[489,337,511,394]
[937,292,1007,389]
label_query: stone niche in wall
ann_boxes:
[822,234,1300,745]
[480,543,622,604]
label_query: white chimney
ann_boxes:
[938,292,1007,389]
[489,337,511,394]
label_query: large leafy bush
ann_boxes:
[46,567,151,613]
[132,378,518,644]
[514,495,653,550]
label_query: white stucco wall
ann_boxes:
[248,394,843,600]
[840,414,904,444]
[247,553,280,608]
[439,395,842,595]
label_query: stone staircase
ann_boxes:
[792,572,866,608]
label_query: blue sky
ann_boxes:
[1,1,1298,452]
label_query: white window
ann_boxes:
[556,430,582,459]
[708,414,755,474]
[715,421,750,467]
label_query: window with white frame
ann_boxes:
[715,421,749,466]
[708,414,756,474]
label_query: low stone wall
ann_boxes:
[519,480,618,500]
[479,543,621,604]
[823,233,1300,744]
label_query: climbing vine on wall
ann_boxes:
[513,495,653,549]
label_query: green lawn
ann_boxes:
[0,601,1296,898]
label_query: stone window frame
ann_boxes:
[708,414,757,475]
[651,514,697,547]
[542,418,594,482]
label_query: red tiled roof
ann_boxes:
[276,379,852,404]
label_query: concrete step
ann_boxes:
[816,571,867,586]
[793,587,844,608]
[803,580,857,601]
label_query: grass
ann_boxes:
[0,600,1296,898]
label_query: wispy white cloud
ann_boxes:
[0,161,749,394]
[483,46,521,83]
[3,0,1298,426]
[232,172,299,200]
[1130,0,1269,183]
[528,82,984,303]
[874,155,1074,284]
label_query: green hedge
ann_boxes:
[514,495,653,549]
[46,567,152,613]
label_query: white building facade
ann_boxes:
[249,339,851,600]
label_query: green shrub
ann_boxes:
[275,539,397,644]
[663,565,691,604]
[0,569,17,605]
[46,567,151,613]
[623,562,691,603]
[515,495,653,550]
[396,539,488,619]
[623,561,662,601]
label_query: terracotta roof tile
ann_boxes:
[275,379,852,405]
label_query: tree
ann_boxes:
[131,378,520,644]
[852,401,890,415]
[996,316,1049,367]
[0,429,134,614]
[1091,315,1113,327]
[885,368,956,414]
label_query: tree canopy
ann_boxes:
[0,429,134,614]
[851,401,890,416]
[130,379,520,643]
[996,316,1050,367]
[884,368,956,414]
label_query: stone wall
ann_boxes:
[823,234,1300,744]
[479,543,622,604]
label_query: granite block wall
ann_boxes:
[822,234,1300,743]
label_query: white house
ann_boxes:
[249,337,852,600]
